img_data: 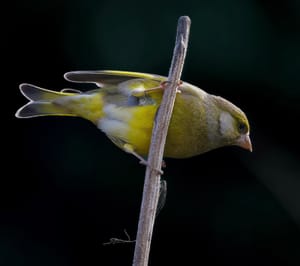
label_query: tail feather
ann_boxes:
[19,83,73,101]
[16,83,77,118]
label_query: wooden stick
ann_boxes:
[132,16,191,266]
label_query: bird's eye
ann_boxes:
[238,123,247,133]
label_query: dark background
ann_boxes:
[3,0,300,265]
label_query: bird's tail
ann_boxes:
[15,83,77,118]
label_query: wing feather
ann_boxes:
[64,70,166,87]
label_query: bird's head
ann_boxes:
[213,96,252,152]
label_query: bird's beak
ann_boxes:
[236,133,252,152]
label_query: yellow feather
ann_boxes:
[127,105,157,155]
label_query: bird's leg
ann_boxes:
[123,144,164,175]
[123,144,144,162]
[131,81,182,97]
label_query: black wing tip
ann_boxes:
[64,71,102,82]
[64,71,79,82]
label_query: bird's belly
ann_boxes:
[98,104,156,156]
[126,105,201,158]
[126,106,156,156]
[98,99,207,158]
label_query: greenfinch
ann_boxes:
[16,70,252,159]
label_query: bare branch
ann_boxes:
[132,16,191,266]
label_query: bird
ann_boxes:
[16,70,252,161]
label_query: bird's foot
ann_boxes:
[123,144,164,175]
[159,80,182,94]
[131,81,182,97]
[138,159,164,175]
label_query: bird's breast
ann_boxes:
[98,91,211,158]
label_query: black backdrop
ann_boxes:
[3,0,300,265]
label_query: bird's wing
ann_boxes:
[64,70,204,107]
[64,70,167,87]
